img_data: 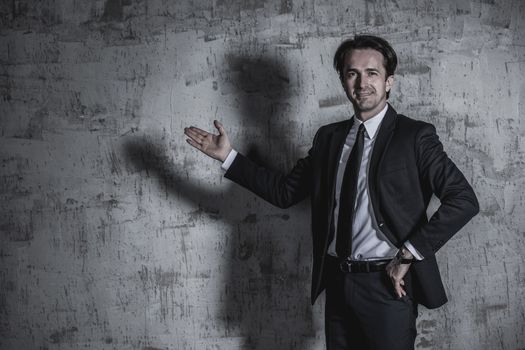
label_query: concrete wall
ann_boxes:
[1,0,523,349]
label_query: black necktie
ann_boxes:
[336,123,365,259]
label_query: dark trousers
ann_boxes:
[324,256,418,350]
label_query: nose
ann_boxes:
[355,74,365,89]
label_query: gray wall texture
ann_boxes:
[0,0,524,349]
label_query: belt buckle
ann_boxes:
[339,260,372,273]
[339,259,353,273]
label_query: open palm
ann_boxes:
[184,120,232,162]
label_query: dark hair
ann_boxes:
[333,34,398,81]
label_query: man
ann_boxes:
[184,35,479,349]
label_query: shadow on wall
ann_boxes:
[124,56,315,350]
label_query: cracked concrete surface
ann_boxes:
[0,0,524,349]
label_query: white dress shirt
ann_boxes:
[222,104,422,261]
[326,104,421,260]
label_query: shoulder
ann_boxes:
[394,113,434,131]
[315,119,350,138]
[392,113,446,163]
[393,113,437,140]
[317,119,350,133]
[307,119,350,154]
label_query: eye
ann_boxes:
[346,71,357,78]
[368,71,378,76]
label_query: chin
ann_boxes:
[356,101,376,111]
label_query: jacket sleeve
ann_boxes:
[223,132,320,209]
[407,124,479,256]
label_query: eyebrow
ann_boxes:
[345,67,380,73]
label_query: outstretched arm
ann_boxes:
[185,120,316,209]
[184,120,233,162]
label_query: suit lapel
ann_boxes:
[369,104,397,175]
[323,118,354,252]
[324,119,352,231]
[369,104,398,243]
[327,119,353,193]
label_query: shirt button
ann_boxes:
[378,222,384,227]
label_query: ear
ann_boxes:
[385,75,394,92]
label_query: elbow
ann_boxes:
[470,195,480,218]
[272,185,303,209]
[275,198,294,209]
[445,188,479,221]
[279,203,292,209]
[462,189,479,219]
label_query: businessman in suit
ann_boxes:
[184,35,479,349]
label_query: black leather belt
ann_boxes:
[338,258,391,273]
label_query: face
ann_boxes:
[341,48,393,121]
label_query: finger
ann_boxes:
[185,134,202,146]
[394,283,402,298]
[184,127,200,137]
[399,279,406,297]
[186,138,202,150]
[392,278,404,298]
[188,126,210,137]
[398,283,406,298]
[184,128,205,143]
[396,284,405,298]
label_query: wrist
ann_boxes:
[219,146,233,162]
[396,248,414,264]
[399,247,414,259]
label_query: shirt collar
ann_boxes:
[352,104,388,140]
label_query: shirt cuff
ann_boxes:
[403,241,424,260]
[221,149,238,171]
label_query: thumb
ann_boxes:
[214,120,224,135]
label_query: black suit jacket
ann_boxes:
[224,104,479,309]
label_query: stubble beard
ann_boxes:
[352,91,377,113]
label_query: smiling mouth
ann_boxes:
[356,92,373,98]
